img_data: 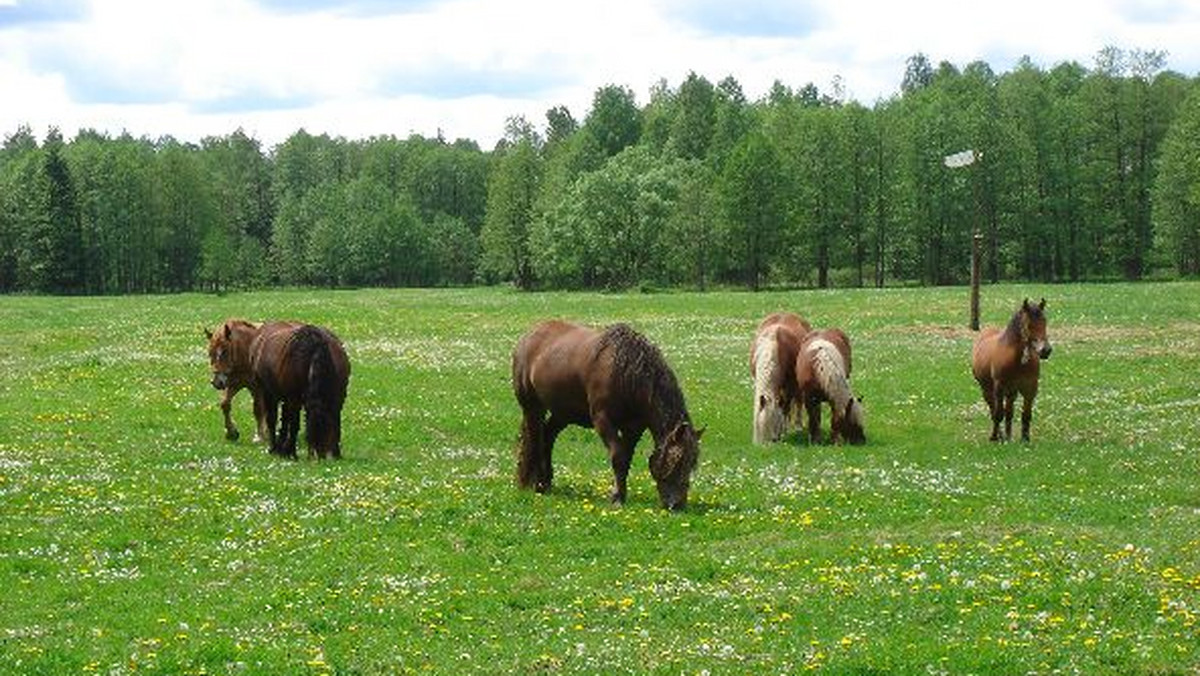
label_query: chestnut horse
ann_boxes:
[795,328,865,445]
[972,298,1052,442]
[750,312,811,444]
[512,320,702,510]
[251,323,351,459]
[205,319,299,443]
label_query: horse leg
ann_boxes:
[538,415,569,493]
[282,403,301,459]
[989,383,1004,442]
[1020,393,1035,442]
[805,396,822,445]
[221,386,239,441]
[517,407,546,491]
[595,415,630,504]
[1002,392,1016,441]
[251,390,268,444]
[263,394,280,454]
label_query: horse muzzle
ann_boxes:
[211,373,229,390]
[1038,343,1053,360]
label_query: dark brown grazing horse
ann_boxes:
[972,298,1052,442]
[750,312,812,444]
[795,328,865,445]
[251,323,351,459]
[512,320,703,510]
[205,319,300,443]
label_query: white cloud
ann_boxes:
[1,0,1197,149]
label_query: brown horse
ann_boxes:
[512,320,703,510]
[750,312,811,444]
[795,328,865,445]
[251,323,351,459]
[205,319,299,443]
[972,298,1052,442]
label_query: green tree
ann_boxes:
[480,128,541,288]
[583,84,641,158]
[721,129,785,290]
[1153,86,1200,275]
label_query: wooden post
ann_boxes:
[969,230,982,331]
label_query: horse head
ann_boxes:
[837,396,866,445]
[754,391,788,444]
[1020,298,1052,361]
[206,322,237,390]
[649,421,703,511]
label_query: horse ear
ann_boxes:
[203,326,213,340]
[224,324,233,340]
[695,425,706,440]
[1038,298,1046,310]
[1022,298,1031,310]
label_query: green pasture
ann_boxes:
[1,283,1198,675]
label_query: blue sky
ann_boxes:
[1,0,1198,149]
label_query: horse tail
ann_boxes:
[296,326,339,458]
[511,339,543,490]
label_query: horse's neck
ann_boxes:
[646,381,689,444]
[1002,314,1028,347]
[810,341,852,409]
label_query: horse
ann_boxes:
[205,319,299,443]
[750,312,811,444]
[511,320,703,510]
[251,323,351,459]
[971,298,1052,442]
[795,328,865,445]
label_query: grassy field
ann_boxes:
[1,283,1199,675]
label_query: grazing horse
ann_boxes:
[795,328,865,445]
[251,323,351,459]
[512,320,703,510]
[972,298,1052,442]
[205,319,299,443]
[750,312,811,444]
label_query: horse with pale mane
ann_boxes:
[795,328,865,445]
[750,312,811,444]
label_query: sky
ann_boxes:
[1,0,1199,150]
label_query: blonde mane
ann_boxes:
[752,326,788,444]
[753,327,783,399]
[806,338,854,413]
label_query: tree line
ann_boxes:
[3,46,1200,295]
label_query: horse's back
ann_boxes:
[513,320,598,418]
[801,328,852,376]
[757,312,812,338]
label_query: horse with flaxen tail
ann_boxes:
[512,320,703,510]
[795,328,865,445]
[972,298,1052,442]
[252,323,351,459]
[750,312,811,444]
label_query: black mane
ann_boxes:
[596,324,689,425]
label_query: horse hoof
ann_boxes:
[226,429,240,441]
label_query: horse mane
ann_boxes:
[752,327,783,399]
[807,338,854,410]
[596,324,689,426]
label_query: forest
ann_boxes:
[2,46,1200,295]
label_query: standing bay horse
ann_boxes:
[795,328,865,445]
[512,320,703,510]
[205,319,300,443]
[972,298,1052,442]
[251,323,351,459]
[750,312,811,444]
